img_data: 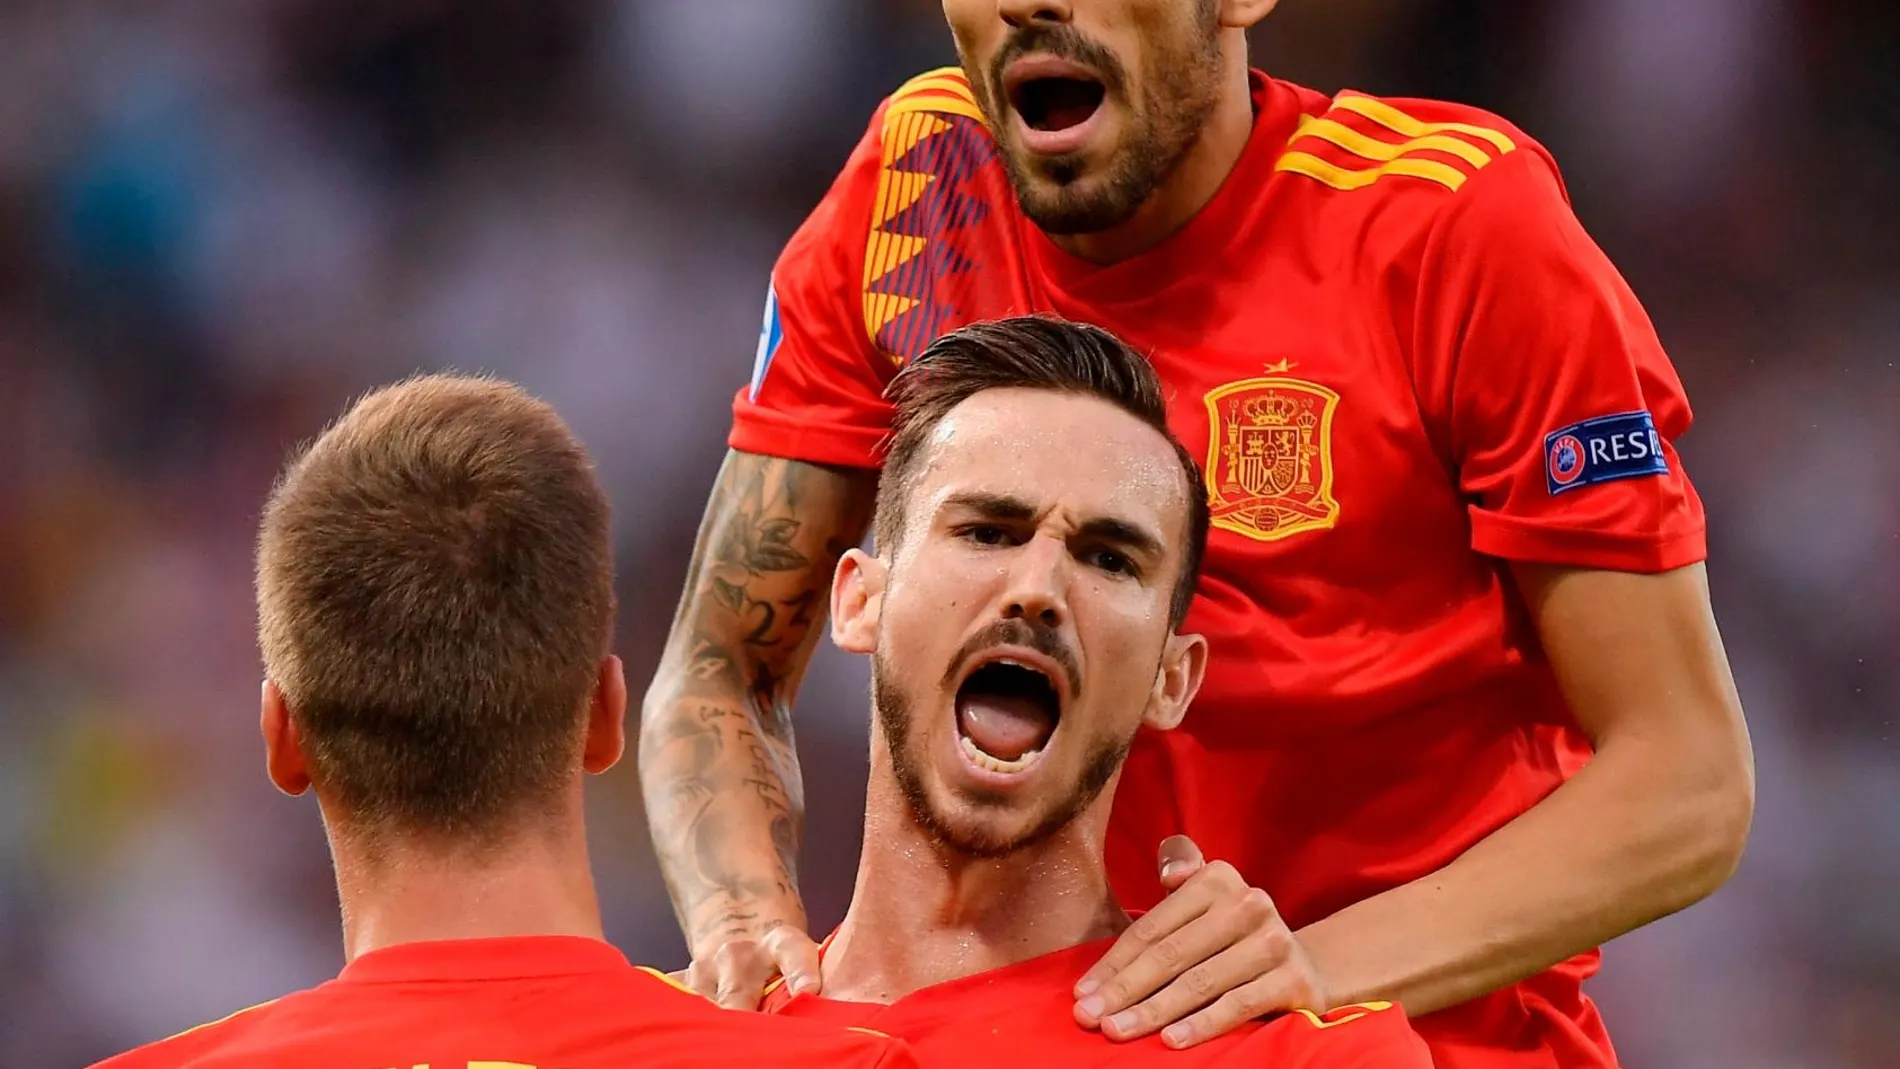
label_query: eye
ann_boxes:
[957,523,1016,547]
[1085,548,1136,577]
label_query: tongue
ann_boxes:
[957,695,1055,762]
[1044,99,1096,132]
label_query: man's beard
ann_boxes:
[982,17,1225,235]
[872,649,1128,860]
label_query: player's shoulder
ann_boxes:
[827,64,1002,203]
[712,1007,913,1069]
[1198,1001,1431,1068]
[629,967,911,1067]
[880,66,988,126]
[861,65,1000,163]
[1273,87,1556,206]
[84,999,283,1069]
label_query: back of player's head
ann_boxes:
[878,316,1208,627]
[256,373,614,839]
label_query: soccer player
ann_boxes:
[758,316,1430,1069]
[639,2,1756,1068]
[88,375,918,1069]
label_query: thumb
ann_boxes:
[1157,834,1206,889]
[764,925,824,996]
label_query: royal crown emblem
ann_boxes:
[1203,376,1341,541]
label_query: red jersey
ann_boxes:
[87,936,919,1069]
[761,938,1430,1069]
[733,67,1706,1069]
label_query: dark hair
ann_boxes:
[256,373,615,840]
[878,316,1208,627]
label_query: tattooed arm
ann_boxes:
[639,448,877,1004]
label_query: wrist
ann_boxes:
[1293,913,1377,1011]
[687,888,808,957]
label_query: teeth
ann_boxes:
[960,733,1043,774]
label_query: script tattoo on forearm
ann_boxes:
[641,453,873,951]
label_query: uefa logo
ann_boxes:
[1547,433,1586,488]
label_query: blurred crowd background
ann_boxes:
[0,1,1893,1065]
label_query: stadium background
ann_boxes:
[0,0,1893,1065]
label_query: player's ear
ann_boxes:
[582,654,628,775]
[1142,631,1208,733]
[1218,0,1280,30]
[261,679,312,797]
[831,547,886,655]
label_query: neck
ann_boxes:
[326,802,605,962]
[1052,47,1258,266]
[823,770,1128,1004]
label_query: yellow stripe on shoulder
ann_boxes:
[1277,151,1470,192]
[157,998,278,1044]
[1335,96,1515,155]
[847,1027,894,1039]
[636,965,714,1003]
[887,67,985,124]
[1278,94,1515,193]
[1293,115,1493,169]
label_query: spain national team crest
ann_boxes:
[1203,377,1342,542]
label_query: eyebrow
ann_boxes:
[1076,517,1165,561]
[941,491,1165,560]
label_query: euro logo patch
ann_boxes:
[1545,411,1668,495]
[747,279,784,402]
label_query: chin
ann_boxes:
[909,774,1058,859]
[926,806,1049,860]
[1009,163,1145,235]
[1020,194,1137,236]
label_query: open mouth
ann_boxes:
[955,657,1063,774]
[1002,55,1108,142]
[1010,75,1105,133]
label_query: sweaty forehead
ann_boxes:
[914,389,1188,532]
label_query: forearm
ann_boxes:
[1298,736,1753,1016]
[635,450,877,952]
[640,682,805,954]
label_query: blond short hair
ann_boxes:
[257,374,614,837]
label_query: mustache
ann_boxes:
[941,617,1083,700]
[989,22,1126,98]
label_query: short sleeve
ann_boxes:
[729,102,897,470]
[1413,147,1706,573]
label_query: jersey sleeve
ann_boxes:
[728,101,897,470]
[1412,146,1706,573]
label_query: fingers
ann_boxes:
[1074,858,1245,1002]
[684,922,822,1010]
[1076,877,1277,1030]
[763,924,824,996]
[1096,910,1299,1042]
[1157,834,1206,889]
[1158,971,1315,1049]
[684,955,721,998]
[704,938,783,1010]
[1076,890,1249,1026]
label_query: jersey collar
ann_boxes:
[338,936,631,985]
